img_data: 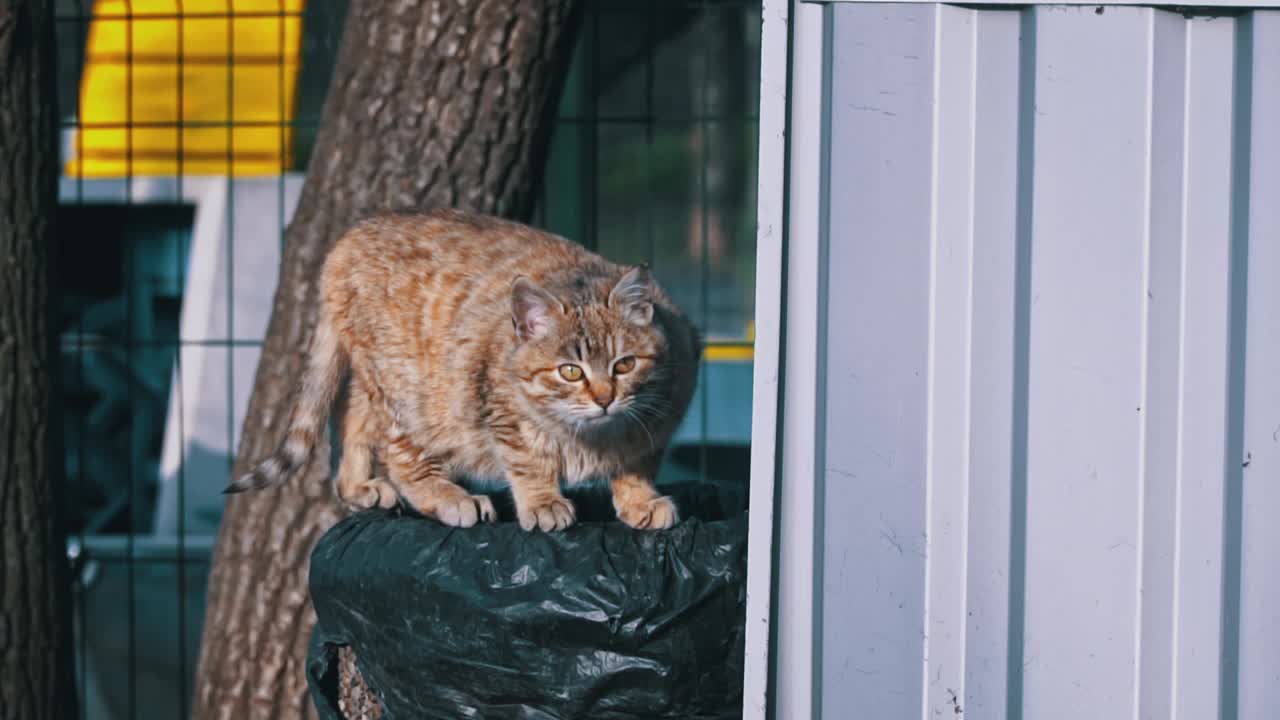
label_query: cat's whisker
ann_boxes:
[636,397,675,412]
[627,396,675,417]
[621,407,657,453]
[626,405,664,421]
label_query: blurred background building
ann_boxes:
[52,1,761,717]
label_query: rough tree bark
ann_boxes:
[0,1,76,719]
[192,1,583,717]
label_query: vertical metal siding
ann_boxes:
[822,5,933,717]
[804,5,1280,718]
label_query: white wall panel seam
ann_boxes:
[922,5,979,719]
[773,2,827,718]
[1218,13,1255,719]
[812,5,834,716]
[1130,10,1157,720]
[743,0,791,715]
[964,9,1021,718]
[1167,16,1194,720]
[1006,8,1037,716]
[1136,14,1188,718]
[959,11,978,720]
[921,4,942,716]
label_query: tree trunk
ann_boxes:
[192,1,582,717]
[0,1,76,719]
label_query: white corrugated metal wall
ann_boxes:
[750,2,1280,718]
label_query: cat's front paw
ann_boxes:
[517,495,576,532]
[616,495,679,530]
[432,493,498,528]
[339,476,399,512]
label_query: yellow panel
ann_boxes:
[66,0,305,177]
[703,321,755,362]
[704,344,754,362]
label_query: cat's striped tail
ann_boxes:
[224,310,346,494]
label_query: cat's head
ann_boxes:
[508,266,690,440]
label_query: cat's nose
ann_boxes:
[591,385,615,411]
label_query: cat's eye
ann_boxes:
[558,364,584,381]
[612,356,637,375]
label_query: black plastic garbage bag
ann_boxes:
[306,486,748,719]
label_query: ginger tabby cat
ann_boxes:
[228,210,701,531]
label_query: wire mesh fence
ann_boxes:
[54,1,761,717]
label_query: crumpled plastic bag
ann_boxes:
[306,486,747,719]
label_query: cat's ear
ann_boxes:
[609,264,655,326]
[511,276,559,341]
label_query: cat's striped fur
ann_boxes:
[227,209,701,531]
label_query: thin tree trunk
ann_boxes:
[0,1,76,719]
[193,2,582,717]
